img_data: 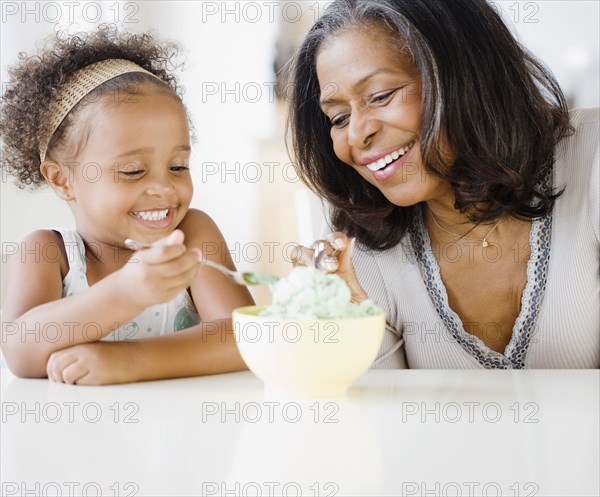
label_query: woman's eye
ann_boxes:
[170,165,190,173]
[370,90,396,105]
[330,115,349,128]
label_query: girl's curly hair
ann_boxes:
[0,24,184,188]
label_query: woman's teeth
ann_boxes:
[133,209,169,221]
[366,141,415,172]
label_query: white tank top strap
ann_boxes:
[52,228,201,339]
[54,228,87,273]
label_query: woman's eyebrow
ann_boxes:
[319,69,398,105]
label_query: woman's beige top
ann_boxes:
[332,108,599,369]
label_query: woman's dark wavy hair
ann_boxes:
[288,0,572,250]
[0,24,184,188]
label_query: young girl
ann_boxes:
[0,26,254,384]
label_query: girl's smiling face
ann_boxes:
[316,26,451,207]
[59,84,193,248]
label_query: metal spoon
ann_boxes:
[124,239,280,286]
[311,239,341,269]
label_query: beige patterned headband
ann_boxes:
[39,58,160,162]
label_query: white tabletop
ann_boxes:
[1,368,598,497]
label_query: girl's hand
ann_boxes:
[46,342,135,385]
[291,232,369,303]
[117,230,200,310]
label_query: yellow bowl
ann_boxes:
[232,305,385,397]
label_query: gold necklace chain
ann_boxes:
[428,210,502,248]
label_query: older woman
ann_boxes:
[289,0,599,368]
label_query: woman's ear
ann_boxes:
[40,161,73,200]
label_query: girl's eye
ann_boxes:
[120,170,144,176]
[170,165,190,173]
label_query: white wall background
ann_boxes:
[1,0,599,304]
[1,0,281,248]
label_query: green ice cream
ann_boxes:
[260,266,380,319]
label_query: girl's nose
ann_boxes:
[145,174,175,197]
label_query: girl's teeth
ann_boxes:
[135,209,169,221]
[366,142,414,171]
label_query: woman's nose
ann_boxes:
[347,111,379,148]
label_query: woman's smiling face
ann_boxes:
[316,25,451,207]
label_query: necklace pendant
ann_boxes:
[482,239,489,248]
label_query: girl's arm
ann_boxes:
[45,319,245,384]
[181,208,255,322]
[45,209,255,384]
[121,209,255,381]
[1,229,199,378]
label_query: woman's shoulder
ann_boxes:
[352,234,417,277]
[556,107,598,174]
[568,107,599,125]
[555,107,599,242]
[562,107,599,155]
